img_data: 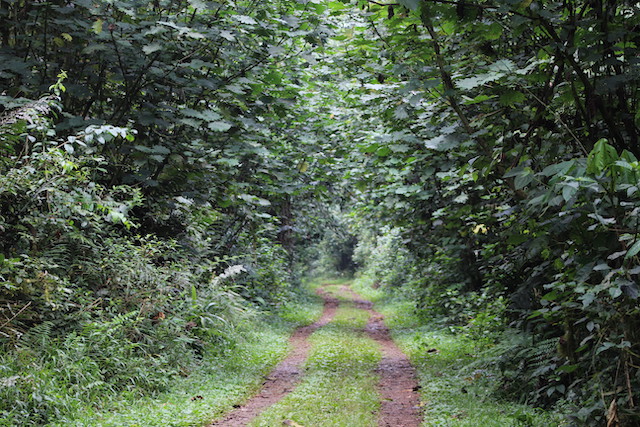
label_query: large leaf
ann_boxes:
[587,139,618,175]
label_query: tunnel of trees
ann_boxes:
[1,0,640,425]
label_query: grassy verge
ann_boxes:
[249,305,381,427]
[52,323,289,427]
[64,296,324,427]
[0,291,323,427]
[352,276,566,426]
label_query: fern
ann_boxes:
[81,310,139,336]
[526,337,559,376]
[17,321,54,353]
[493,334,561,404]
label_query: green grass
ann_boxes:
[277,290,325,326]
[0,295,324,427]
[50,324,289,427]
[350,275,387,303]
[330,306,370,329]
[352,276,566,427]
[77,301,323,427]
[399,327,565,426]
[307,276,353,295]
[250,306,381,427]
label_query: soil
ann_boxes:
[206,284,422,427]
[206,289,338,427]
[341,285,423,427]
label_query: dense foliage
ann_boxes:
[2,0,640,424]
[322,0,640,424]
[0,0,331,424]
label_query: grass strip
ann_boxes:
[249,306,381,427]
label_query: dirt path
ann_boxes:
[342,285,423,427]
[207,283,422,426]
[207,289,338,427]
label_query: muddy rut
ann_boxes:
[207,284,422,427]
[342,285,422,427]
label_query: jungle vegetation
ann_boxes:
[1,0,640,425]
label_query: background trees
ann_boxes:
[0,1,334,423]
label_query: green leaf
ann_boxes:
[264,71,283,85]
[580,292,596,308]
[187,0,208,10]
[389,144,410,153]
[561,181,578,201]
[482,23,503,41]
[506,167,534,190]
[208,121,232,132]
[298,161,309,173]
[610,287,623,299]
[507,233,529,245]
[557,364,579,374]
[424,135,459,151]
[462,94,496,105]
[499,90,525,106]
[457,71,505,90]
[152,145,170,155]
[92,19,104,35]
[235,15,257,25]
[220,30,235,41]
[625,240,640,260]
[217,157,240,167]
[133,145,152,153]
[456,76,486,90]
[541,160,576,177]
[398,0,420,10]
[394,105,409,119]
[587,138,618,175]
[360,143,379,154]
[82,44,108,54]
[143,43,163,55]
[179,118,202,128]
[376,147,391,156]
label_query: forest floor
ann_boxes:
[59,277,563,426]
[207,281,423,427]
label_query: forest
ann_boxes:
[1,0,639,425]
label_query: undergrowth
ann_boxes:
[62,323,289,427]
[0,288,323,427]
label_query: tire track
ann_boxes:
[207,287,338,427]
[341,285,423,427]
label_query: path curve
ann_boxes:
[342,285,423,427]
[206,288,338,427]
